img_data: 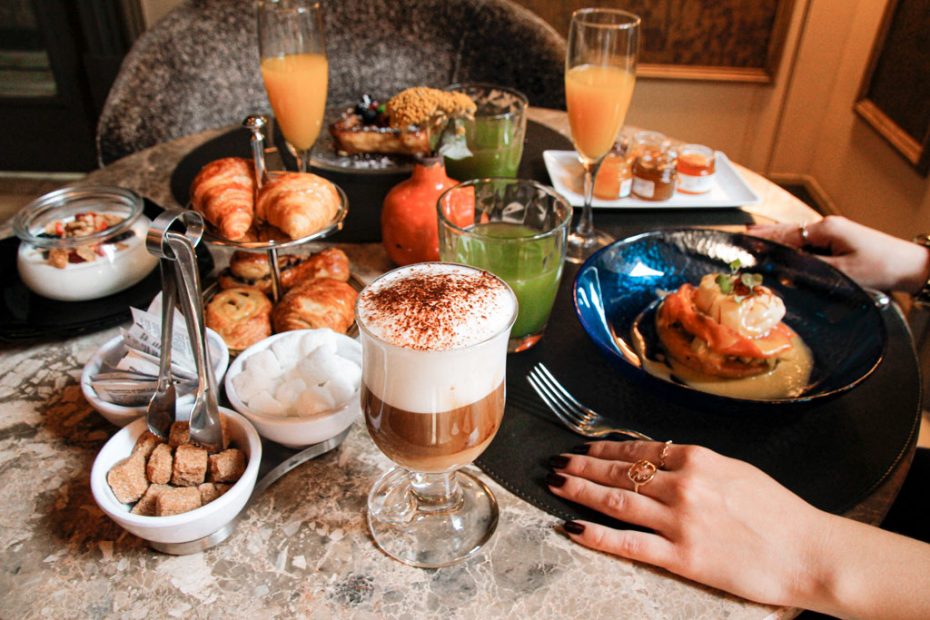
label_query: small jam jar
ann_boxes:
[594,150,633,200]
[630,130,671,160]
[632,149,678,201]
[676,144,716,194]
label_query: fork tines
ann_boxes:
[527,363,588,434]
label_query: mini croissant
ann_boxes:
[255,172,340,240]
[189,157,256,240]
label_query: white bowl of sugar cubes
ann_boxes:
[224,328,361,448]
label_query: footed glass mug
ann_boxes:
[356,263,517,567]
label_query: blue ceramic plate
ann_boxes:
[573,229,887,404]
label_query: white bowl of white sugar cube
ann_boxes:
[224,328,361,448]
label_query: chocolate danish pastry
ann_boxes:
[205,287,273,350]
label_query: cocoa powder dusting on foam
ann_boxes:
[362,268,504,351]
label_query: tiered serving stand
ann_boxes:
[154,116,353,554]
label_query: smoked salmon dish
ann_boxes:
[656,271,797,379]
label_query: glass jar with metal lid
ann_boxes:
[632,148,678,201]
[13,185,158,301]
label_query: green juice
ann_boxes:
[445,222,563,339]
[444,115,524,180]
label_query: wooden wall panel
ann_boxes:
[512,0,795,82]
[854,0,930,176]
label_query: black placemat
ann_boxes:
[0,198,214,343]
[476,259,921,524]
[169,119,574,243]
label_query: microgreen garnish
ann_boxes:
[740,273,763,289]
[715,274,733,294]
[728,259,742,273]
[716,267,763,298]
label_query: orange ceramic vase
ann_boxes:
[381,159,459,266]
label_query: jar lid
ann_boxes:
[679,143,715,157]
[13,185,144,250]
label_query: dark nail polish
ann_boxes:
[563,520,585,535]
[570,444,590,455]
[546,472,567,488]
[548,455,570,469]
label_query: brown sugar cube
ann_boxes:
[131,484,172,516]
[132,431,162,459]
[155,486,202,516]
[171,443,208,486]
[173,417,230,452]
[168,421,189,447]
[208,448,246,483]
[198,482,231,504]
[107,452,149,504]
[219,414,230,451]
[146,443,174,485]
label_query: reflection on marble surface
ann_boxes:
[0,114,795,618]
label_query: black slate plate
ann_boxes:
[169,119,574,243]
[476,255,920,525]
[0,198,214,342]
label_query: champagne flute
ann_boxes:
[564,8,640,263]
[257,0,328,173]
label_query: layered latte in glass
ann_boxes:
[356,263,516,567]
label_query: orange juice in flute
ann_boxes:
[260,53,328,152]
[564,9,640,264]
[257,0,328,172]
[566,65,635,161]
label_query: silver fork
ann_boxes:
[526,363,652,440]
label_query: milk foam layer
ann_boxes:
[356,263,516,352]
[357,263,515,414]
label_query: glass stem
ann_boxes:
[575,158,603,238]
[296,148,310,173]
[410,471,464,514]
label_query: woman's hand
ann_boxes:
[548,441,930,618]
[747,216,930,294]
[547,441,833,608]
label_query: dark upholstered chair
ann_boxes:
[96,0,566,165]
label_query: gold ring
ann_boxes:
[627,459,657,494]
[658,440,673,470]
[799,224,810,244]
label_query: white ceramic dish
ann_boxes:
[81,330,230,427]
[543,149,760,209]
[90,409,261,544]
[225,330,360,449]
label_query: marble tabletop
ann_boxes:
[0,110,897,619]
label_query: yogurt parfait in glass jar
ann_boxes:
[13,186,158,301]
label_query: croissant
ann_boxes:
[190,157,256,240]
[205,287,272,350]
[219,248,351,294]
[272,277,357,335]
[255,172,340,240]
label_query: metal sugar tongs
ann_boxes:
[146,209,222,452]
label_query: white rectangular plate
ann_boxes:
[543,150,761,209]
